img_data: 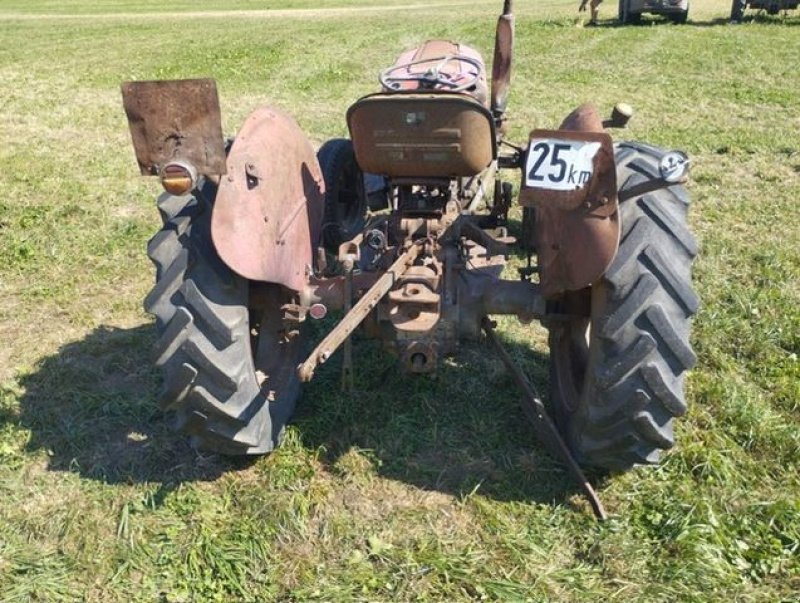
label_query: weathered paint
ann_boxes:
[519,104,620,297]
[121,78,226,177]
[212,107,324,292]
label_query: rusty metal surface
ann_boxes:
[530,201,619,298]
[297,244,421,382]
[341,261,355,391]
[301,272,380,311]
[121,79,226,176]
[490,1,514,117]
[519,104,620,297]
[347,93,496,178]
[558,102,604,133]
[388,265,441,333]
[212,106,324,292]
[482,318,607,521]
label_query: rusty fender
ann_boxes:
[519,103,620,298]
[212,107,325,293]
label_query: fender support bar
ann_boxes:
[482,317,607,520]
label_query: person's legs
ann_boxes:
[590,0,602,23]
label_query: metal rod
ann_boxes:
[297,244,421,382]
[481,318,608,520]
[618,176,686,203]
[481,279,545,319]
[341,260,354,391]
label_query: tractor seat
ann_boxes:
[379,40,488,106]
[346,92,496,179]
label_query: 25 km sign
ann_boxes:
[524,138,601,192]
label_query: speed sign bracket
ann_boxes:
[519,129,620,297]
[519,129,616,214]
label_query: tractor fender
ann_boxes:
[519,103,620,298]
[212,106,325,292]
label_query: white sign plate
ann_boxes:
[524,138,601,192]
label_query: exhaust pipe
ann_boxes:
[490,0,514,121]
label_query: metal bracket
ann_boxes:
[297,244,421,383]
[481,318,607,520]
[618,151,690,203]
[618,175,688,203]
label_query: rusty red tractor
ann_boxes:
[123,1,697,513]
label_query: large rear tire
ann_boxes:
[144,181,305,455]
[318,138,368,250]
[730,0,746,21]
[548,142,699,471]
[619,0,642,23]
[670,6,689,23]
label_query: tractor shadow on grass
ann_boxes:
[296,334,609,512]
[12,323,607,512]
[13,324,247,486]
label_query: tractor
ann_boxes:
[122,0,697,515]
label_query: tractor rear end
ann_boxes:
[122,0,698,513]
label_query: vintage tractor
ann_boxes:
[122,1,697,513]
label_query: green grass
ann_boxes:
[1,0,799,600]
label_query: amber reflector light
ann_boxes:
[160,162,196,195]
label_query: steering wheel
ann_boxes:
[379,54,482,93]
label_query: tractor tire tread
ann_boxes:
[156,193,192,225]
[143,247,189,327]
[318,138,367,249]
[563,143,698,470]
[145,184,278,454]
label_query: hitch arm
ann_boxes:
[481,318,607,520]
[297,244,421,382]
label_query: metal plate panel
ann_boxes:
[347,93,496,178]
[533,202,620,297]
[518,122,619,297]
[519,129,615,213]
[121,79,226,176]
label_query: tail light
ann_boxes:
[160,161,197,196]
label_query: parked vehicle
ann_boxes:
[618,0,690,23]
[731,0,799,21]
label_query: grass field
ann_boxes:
[1,0,799,600]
